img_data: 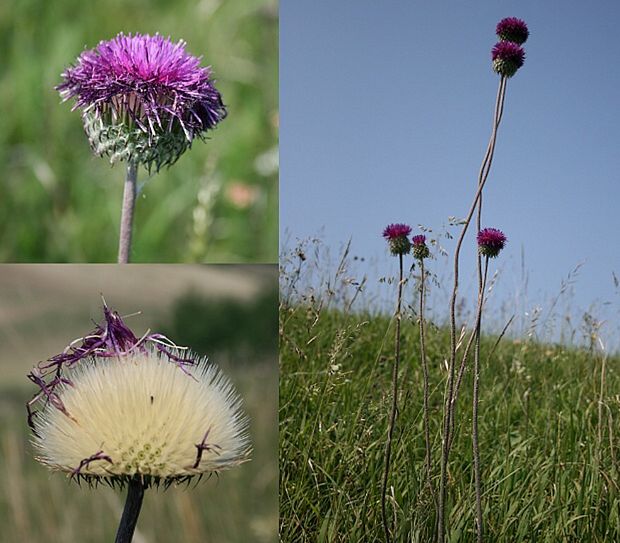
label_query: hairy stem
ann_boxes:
[472,256,489,543]
[382,253,404,543]
[118,161,138,264]
[437,75,506,543]
[418,258,434,502]
[115,477,145,543]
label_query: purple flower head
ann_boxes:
[57,33,226,171]
[383,223,412,240]
[492,41,525,78]
[496,17,529,45]
[477,228,507,258]
[412,234,430,260]
[382,223,412,256]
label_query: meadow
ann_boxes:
[0,0,278,263]
[279,244,620,542]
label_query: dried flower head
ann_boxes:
[496,17,529,45]
[27,304,250,487]
[491,41,525,78]
[412,234,430,260]
[477,227,507,258]
[383,223,412,256]
[57,33,226,172]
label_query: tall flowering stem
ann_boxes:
[437,19,525,541]
[382,252,404,543]
[437,73,507,543]
[412,236,433,500]
[472,255,489,543]
[380,223,411,542]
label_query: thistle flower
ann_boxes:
[491,41,525,78]
[496,17,529,45]
[412,234,430,260]
[57,33,226,172]
[477,227,507,258]
[27,304,250,487]
[382,223,412,256]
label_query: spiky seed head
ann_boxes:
[32,349,250,484]
[382,223,412,256]
[491,41,525,78]
[57,33,226,172]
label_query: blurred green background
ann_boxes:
[0,0,278,262]
[0,265,278,542]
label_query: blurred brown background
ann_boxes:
[0,264,278,543]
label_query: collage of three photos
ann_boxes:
[2,1,620,542]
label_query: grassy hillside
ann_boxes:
[280,300,620,542]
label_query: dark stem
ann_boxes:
[419,259,434,503]
[381,253,404,543]
[437,75,507,543]
[472,256,489,543]
[115,477,145,543]
[118,161,138,264]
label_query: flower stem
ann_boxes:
[472,256,489,543]
[437,75,506,543]
[115,477,145,543]
[118,161,138,264]
[381,253,404,543]
[418,258,434,502]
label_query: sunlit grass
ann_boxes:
[279,245,620,542]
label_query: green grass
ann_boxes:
[0,0,277,263]
[279,301,620,542]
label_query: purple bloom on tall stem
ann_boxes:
[491,41,525,78]
[477,228,507,258]
[57,33,226,171]
[383,223,412,256]
[496,17,529,45]
[412,234,430,260]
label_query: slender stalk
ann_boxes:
[472,256,489,543]
[382,253,404,543]
[418,258,434,501]
[115,477,145,543]
[437,75,507,543]
[597,349,607,465]
[118,161,138,264]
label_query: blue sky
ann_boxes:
[280,1,620,345]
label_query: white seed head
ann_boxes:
[32,350,250,482]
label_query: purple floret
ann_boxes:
[496,17,529,45]
[27,302,195,433]
[382,223,412,240]
[57,33,226,142]
[412,235,426,246]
